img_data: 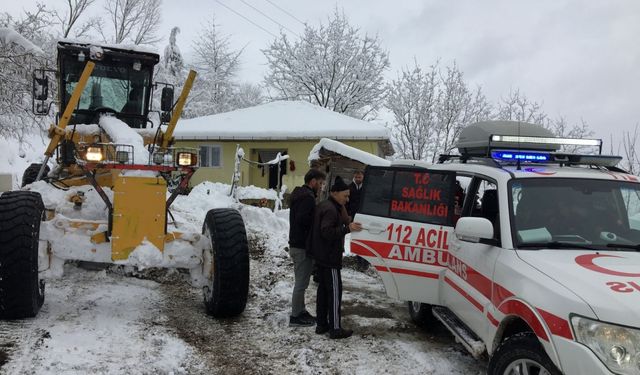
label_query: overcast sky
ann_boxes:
[5,0,640,148]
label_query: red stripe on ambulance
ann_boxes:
[352,238,574,341]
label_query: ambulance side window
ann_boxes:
[454,175,472,221]
[359,168,394,217]
[467,178,500,240]
[621,187,640,230]
[389,170,455,225]
[360,167,456,226]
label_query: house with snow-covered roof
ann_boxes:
[173,100,393,190]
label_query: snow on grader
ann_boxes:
[0,41,249,319]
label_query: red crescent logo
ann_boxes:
[575,254,640,277]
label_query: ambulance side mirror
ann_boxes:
[455,217,495,244]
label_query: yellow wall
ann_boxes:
[175,139,381,190]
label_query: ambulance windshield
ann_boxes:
[511,178,640,250]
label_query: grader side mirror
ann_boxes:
[32,71,50,115]
[161,87,174,112]
[33,75,49,101]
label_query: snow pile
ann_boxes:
[174,101,390,141]
[99,115,151,166]
[170,181,289,257]
[69,123,102,136]
[308,138,391,166]
[122,240,163,270]
[0,27,43,54]
[236,184,279,200]
[28,180,113,220]
[0,135,48,189]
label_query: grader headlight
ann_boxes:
[177,152,197,167]
[86,146,103,162]
[115,150,129,164]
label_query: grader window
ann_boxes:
[61,56,151,126]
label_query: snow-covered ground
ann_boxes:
[0,134,485,374]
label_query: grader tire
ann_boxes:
[0,191,45,319]
[21,163,49,187]
[202,208,249,318]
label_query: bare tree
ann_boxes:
[386,61,490,161]
[495,89,547,125]
[386,62,438,160]
[494,89,596,152]
[104,0,161,45]
[184,17,243,117]
[432,63,491,161]
[263,10,389,120]
[228,82,265,111]
[54,0,100,38]
[0,8,54,141]
[618,125,640,174]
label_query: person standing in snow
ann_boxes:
[308,176,362,339]
[288,169,326,327]
[346,170,364,220]
[346,169,368,271]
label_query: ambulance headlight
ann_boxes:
[572,316,640,374]
[177,152,197,166]
[86,146,103,162]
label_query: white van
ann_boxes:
[351,121,640,375]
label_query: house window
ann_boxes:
[199,145,222,167]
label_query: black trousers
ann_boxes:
[316,265,343,331]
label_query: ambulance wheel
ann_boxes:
[21,163,49,187]
[202,208,249,318]
[488,332,561,375]
[0,191,45,319]
[408,301,434,328]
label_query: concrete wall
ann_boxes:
[175,139,381,190]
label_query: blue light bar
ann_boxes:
[491,150,550,162]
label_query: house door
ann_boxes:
[257,150,287,189]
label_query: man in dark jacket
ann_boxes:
[288,169,326,327]
[346,170,364,219]
[346,170,369,270]
[308,176,362,339]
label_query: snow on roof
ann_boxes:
[308,138,391,167]
[0,27,43,55]
[58,38,159,55]
[174,101,390,141]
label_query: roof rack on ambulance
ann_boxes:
[443,120,625,170]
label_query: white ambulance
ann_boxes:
[351,121,640,375]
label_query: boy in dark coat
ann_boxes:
[288,169,326,327]
[308,176,362,339]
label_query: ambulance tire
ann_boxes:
[408,301,435,328]
[0,191,45,319]
[488,332,561,375]
[21,163,49,187]
[202,208,249,318]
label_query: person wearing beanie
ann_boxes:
[307,176,362,339]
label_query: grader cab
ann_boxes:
[0,41,249,319]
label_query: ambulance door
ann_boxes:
[350,166,456,305]
[442,177,502,337]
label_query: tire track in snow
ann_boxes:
[0,265,204,375]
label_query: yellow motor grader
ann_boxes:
[0,41,249,319]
